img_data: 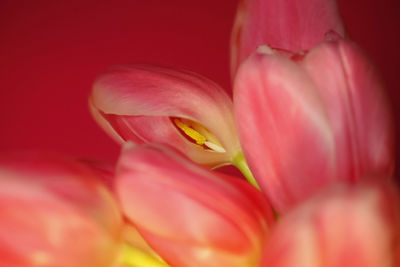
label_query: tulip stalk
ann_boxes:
[232,150,260,189]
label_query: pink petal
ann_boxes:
[234,50,335,212]
[0,152,122,267]
[260,181,400,267]
[231,0,345,74]
[116,144,274,267]
[302,35,394,180]
[90,65,240,167]
[234,37,394,213]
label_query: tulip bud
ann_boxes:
[0,152,122,267]
[260,181,400,267]
[230,0,345,75]
[90,65,240,168]
[234,35,394,212]
[116,144,274,267]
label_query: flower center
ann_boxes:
[172,118,226,153]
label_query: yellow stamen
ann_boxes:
[173,118,226,153]
[184,119,224,148]
[174,119,206,145]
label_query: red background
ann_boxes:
[1,0,399,172]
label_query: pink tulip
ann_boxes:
[90,65,240,168]
[260,181,400,267]
[234,34,394,213]
[230,0,345,75]
[116,143,275,267]
[0,152,122,267]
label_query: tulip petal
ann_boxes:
[90,65,240,168]
[116,144,274,267]
[301,35,394,180]
[231,0,345,74]
[234,50,335,212]
[260,181,400,267]
[0,152,122,267]
[235,37,394,213]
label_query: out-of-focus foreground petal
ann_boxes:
[90,65,240,168]
[78,159,169,267]
[0,152,122,267]
[230,0,345,75]
[113,224,170,267]
[77,158,115,190]
[260,181,400,267]
[234,36,394,213]
[116,144,274,267]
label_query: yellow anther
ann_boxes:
[190,122,224,148]
[174,119,206,145]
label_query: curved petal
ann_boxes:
[234,37,394,213]
[0,152,122,267]
[234,50,335,212]
[301,35,394,180]
[116,144,274,267]
[230,0,345,75]
[90,65,240,168]
[260,181,400,267]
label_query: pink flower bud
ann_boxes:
[260,181,400,267]
[234,35,394,212]
[116,144,274,267]
[90,65,240,168]
[230,0,345,75]
[0,152,122,267]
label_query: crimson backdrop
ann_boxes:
[1,1,399,175]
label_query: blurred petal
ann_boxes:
[78,158,115,190]
[260,181,400,267]
[90,65,240,168]
[0,152,122,267]
[116,144,274,267]
[120,224,164,262]
[231,0,345,74]
[76,159,168,266]
[234,36,394,213]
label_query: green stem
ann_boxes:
[116,243,170,267]
[232,151,260,190]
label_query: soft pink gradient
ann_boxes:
[0,152,122,267]
[116,144,274,267]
